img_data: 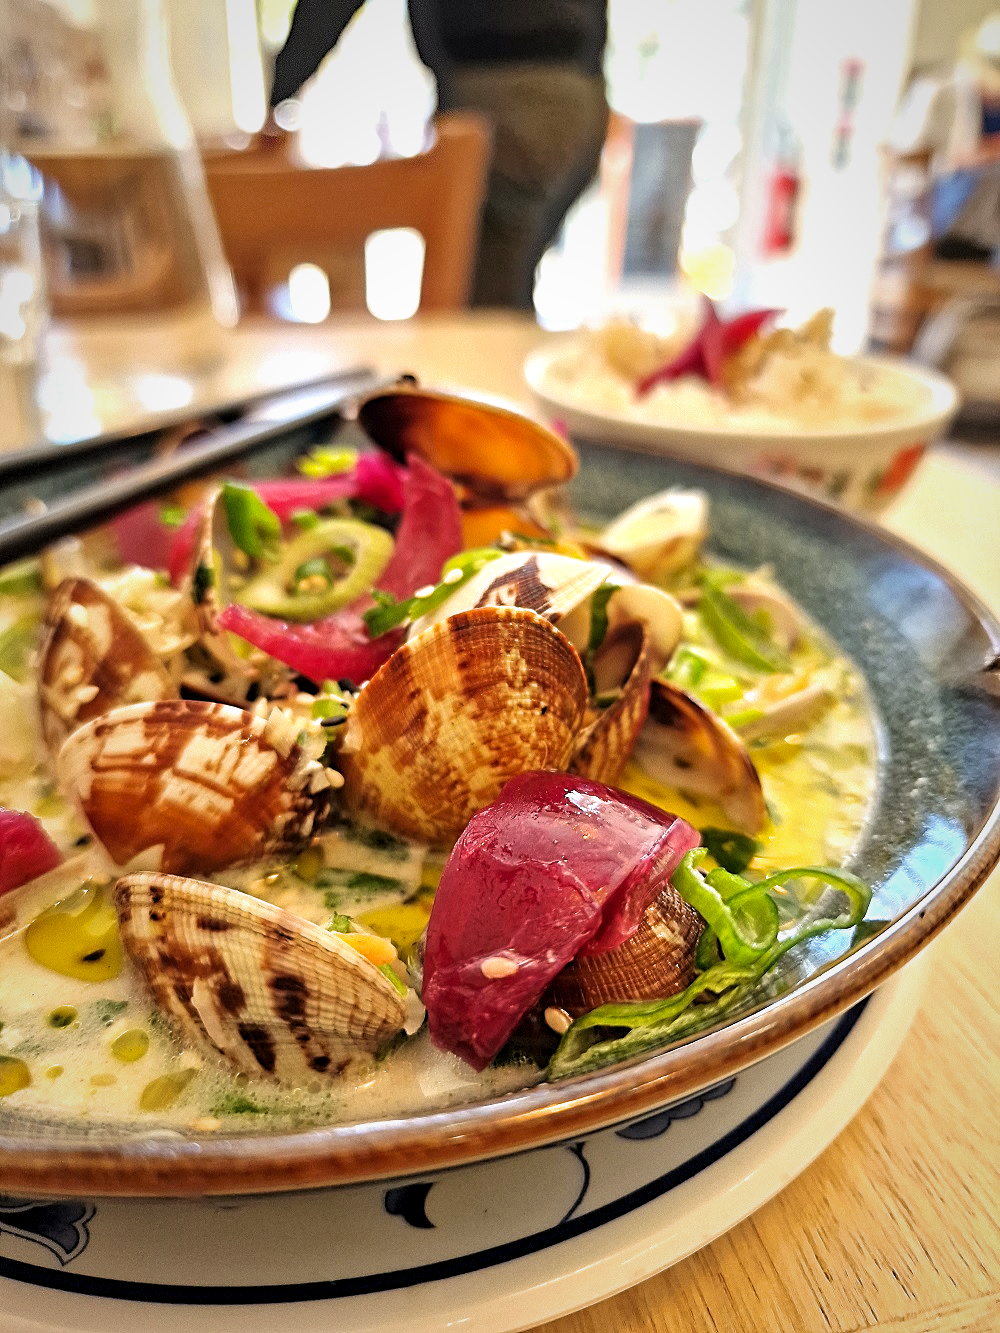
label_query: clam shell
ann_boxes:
[631,679,769,835]
[38,578,177,756]
[571,622,652,785]
[592,488,709,580]
[114,872,406,1083]
[545,883,704,1017]
[358,385,577,502]
[408,551,612,643]
[58,699,331,875]
[338,606,589,844]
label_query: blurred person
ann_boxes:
[267,0,609,310]
[885,11,1000,261]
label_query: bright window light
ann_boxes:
[134,374,195,413]
[364,228,424,321]
[287,264,332,323]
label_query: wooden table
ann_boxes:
[36,312,1000,1332]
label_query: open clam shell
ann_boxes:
[358,384,577,503]
[408,551,683,677]
[408,551,612,642]
[571,622,653,785]
[545,882,704,1018]
[337,605,589,845]
[591,487,709,581]
[114,872,406,1083]
[37,578,178,757]
[58,699,332,875]
[631,678,768,834]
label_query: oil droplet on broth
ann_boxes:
[0,1056,31,1096]
[139,1068,197,1112]
[25,880,123,981]
[111,1029,150,1062]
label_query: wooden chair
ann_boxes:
[202,112,491,318]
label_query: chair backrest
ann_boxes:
[203,112,491,318]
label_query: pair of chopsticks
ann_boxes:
[0,367,389,566]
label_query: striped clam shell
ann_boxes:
[38,578,177,757]
[631,679,769,835]
[545,883,704,1018]
[337,605,589,845]
[114,873,406,1083]
[570,621,653,785]
[58,699,332,875]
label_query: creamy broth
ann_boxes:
[0,502,879,1133]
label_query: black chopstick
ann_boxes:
[0,367,377,483]
[0,369,389,566]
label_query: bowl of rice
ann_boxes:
[525,308,960,513]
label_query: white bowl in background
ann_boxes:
[524,339,960,514]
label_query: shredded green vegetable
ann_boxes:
[362,547,503,638]
[699,576,791,674]
[547,850,871,1080]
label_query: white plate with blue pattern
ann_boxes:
[0,955,926,1333]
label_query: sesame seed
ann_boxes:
[443,567,464,584]
[544,1006,573,1034]
[413,584,435,599]
[480,955,519,979]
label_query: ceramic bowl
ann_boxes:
[0,442,998,1199]
[524,340,960,513]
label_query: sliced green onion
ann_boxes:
[291,508,321,530]
[672,849,778,965]
[221,482,282,560]
[239,518,393,622]
[378,962,408,996]
[159,504,187,529]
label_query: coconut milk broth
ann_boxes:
[0,550,878,1134]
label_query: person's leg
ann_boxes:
[450,65,609,309]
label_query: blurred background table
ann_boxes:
[25,311,1000,1332]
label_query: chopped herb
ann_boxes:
[159,503,187,528]
[192,563,213,605]
[211,1093,268,1115]
[93,999,129,1026]
[344,825,410,859]
[700,828,760,874]
[362,547,503,638]
[296,445,357,478]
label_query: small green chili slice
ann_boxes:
[672,849,778,964]
[221,482,282,560]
